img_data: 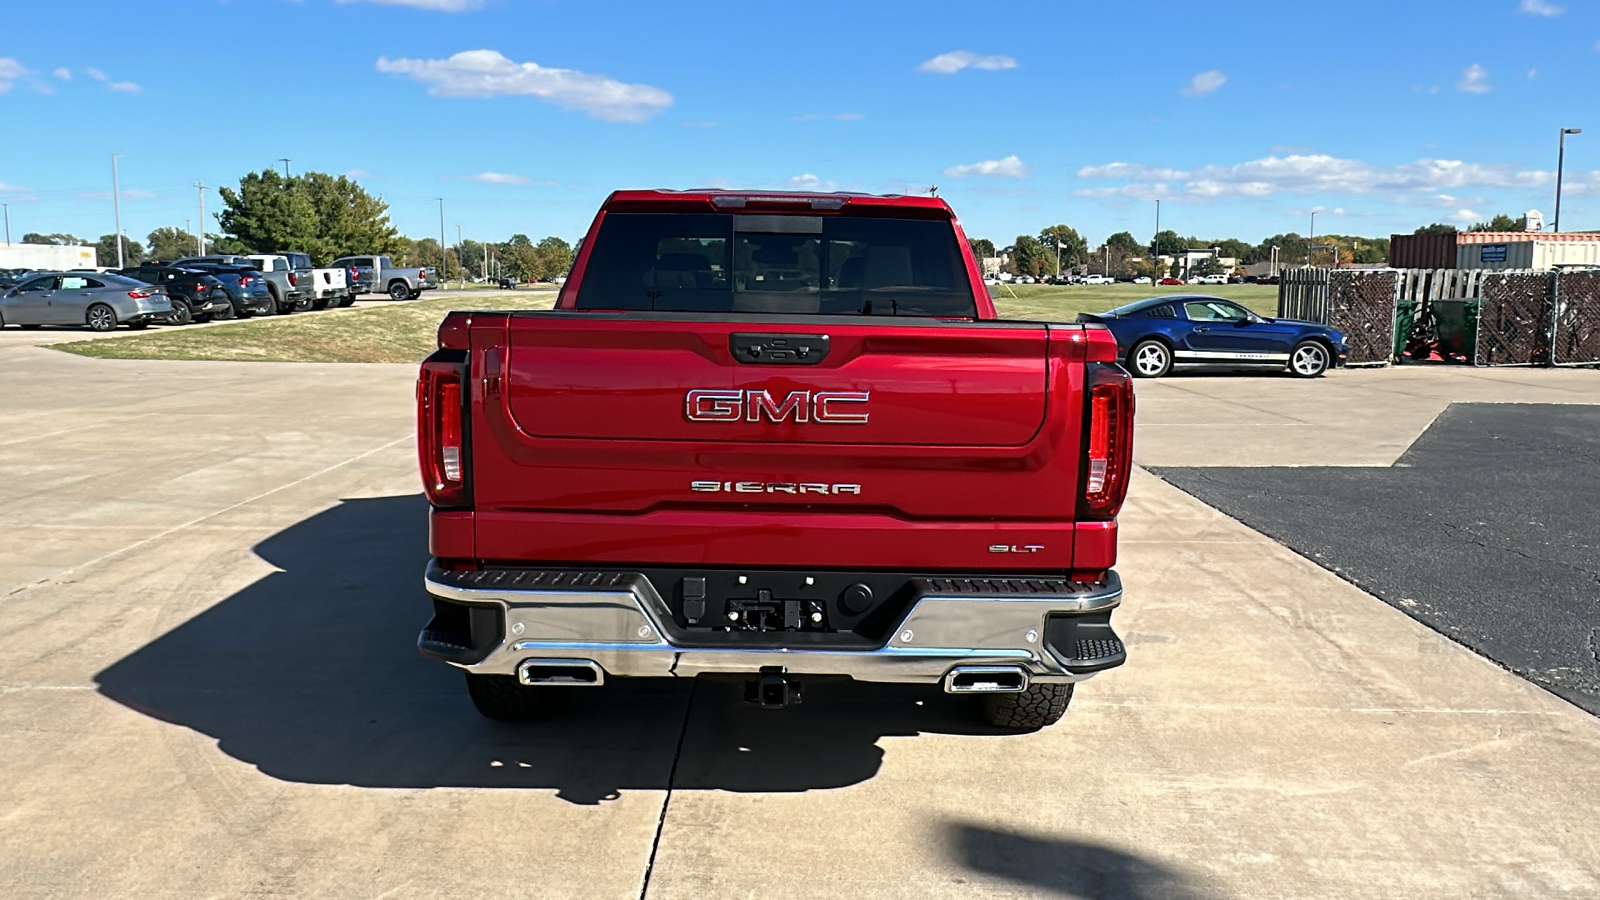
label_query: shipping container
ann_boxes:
[1455,231,1600,270]
[0,243,98,271]
[1389,232,1457,269]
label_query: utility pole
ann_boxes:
[1153,199,1161,280]
[1309,211,1317,266]
[195,182,207,255]
[110,153,126,267]
[1554,128,1582,233]
[437,198,447,281]
[279,158,291,178]
[3,202,10,245]
[457,224,464,288]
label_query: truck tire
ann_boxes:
[408,290,423,300]
[338,295,356,308]
[464,673,571,721]
[167,299,193,326]
[981,683,1073,731]
[388,281,411,301]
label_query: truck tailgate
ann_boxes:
[466,312,1092,569]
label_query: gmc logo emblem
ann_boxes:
[685,389,870,424]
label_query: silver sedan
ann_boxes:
[0,271,174,331]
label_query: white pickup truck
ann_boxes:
[309,265,352,309]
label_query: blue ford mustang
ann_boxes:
[1078,295,1350,379]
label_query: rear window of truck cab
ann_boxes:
[575,213,977,317]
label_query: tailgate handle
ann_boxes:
[730,333,830,365]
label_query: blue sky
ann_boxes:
[1,0,1597,250]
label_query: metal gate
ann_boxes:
[1475,272,1553,367]
[1328,270,1397,366]
[1552,271,1600,366]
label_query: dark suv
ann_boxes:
[169,263,275,317]
[117,265,231,324]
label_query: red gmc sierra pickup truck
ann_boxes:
[416,189,1134,731]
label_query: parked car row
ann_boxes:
[0,249,437,332]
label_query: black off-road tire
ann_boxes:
[464,673,572,722]
[388,281,411,301]
[981,683,1074,731]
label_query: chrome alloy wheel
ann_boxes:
[1290,342,1329,377]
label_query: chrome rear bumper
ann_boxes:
[420,563,1125,686]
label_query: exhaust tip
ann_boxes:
[517,658,605,687]
[944,666,1029,694]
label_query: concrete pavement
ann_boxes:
[2,338,1599,899]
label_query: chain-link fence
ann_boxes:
[1327,270,1397,366]
[1552,271,1600,366]
[1475,272,1553,367]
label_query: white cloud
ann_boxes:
[1457,64,1491,93]
[943,155,1031,179]
[1181,70,1227,97]
[1073,154,1572,200]
[107,81,141,93]
[460,172,530,184]
[0,182,33,193]
[343,169,374,180]
[786,174,840,191]
[0,58,27,92]
[918,51,1017,74]
[337,0,484,10]
[52,67,70,80]
[86,67,106,81]
[376,50,672,122]
[1518,0,1564,17]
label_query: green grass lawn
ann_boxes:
[51,283,1279,364]
[54,290,560,364]
[991,283,1278,321]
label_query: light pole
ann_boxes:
[279,158,291,178]
[457,224,464,288]
[111,153,125,267]
[1554,128,1582,233]
[1309,211,1317,266]
[437,198,447,282]
[3,202,9,245]
[195,182,208,255]
[1153,199,1161,280]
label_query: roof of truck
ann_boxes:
[601,189,954,216]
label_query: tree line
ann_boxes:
[20,168,574,281]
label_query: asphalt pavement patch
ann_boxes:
[1150,402,1600,715]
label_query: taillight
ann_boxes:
[288,272,298,286]
[1080,368,1134,520]
[418,355,469,507]
[128,289,152,299]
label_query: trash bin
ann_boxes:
[1394,298,1417,359]
[1434,297,1480,363]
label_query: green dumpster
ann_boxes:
[1434,297,1481,363]
[1394,299,1418,358]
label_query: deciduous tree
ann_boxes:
[146,226,197,261]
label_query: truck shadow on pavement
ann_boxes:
[946,823,1211,899]
[95,494,1010,805]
